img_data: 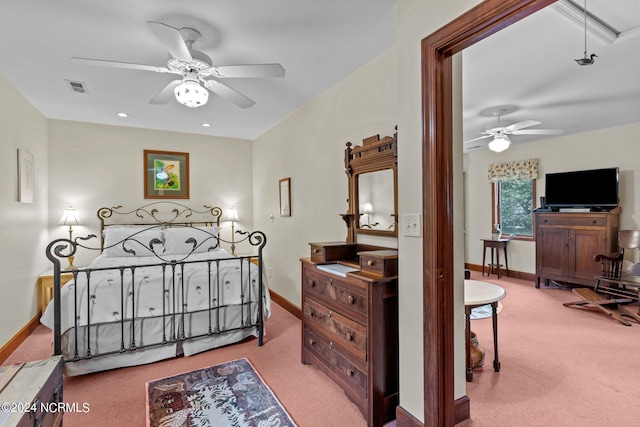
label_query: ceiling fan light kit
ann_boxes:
[174,79,209,108]
[488,134,511,152]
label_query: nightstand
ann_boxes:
[38,271,74,313]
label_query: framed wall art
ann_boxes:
[279,177,291,217]
[144,149,190,199]
[18,149,34,203]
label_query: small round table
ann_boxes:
[464,279,506,382]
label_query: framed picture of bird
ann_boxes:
[144,149,190,199]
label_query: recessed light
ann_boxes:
[201,123,211,127]
[116,112,129,118]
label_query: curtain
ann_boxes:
[488,159,538,182]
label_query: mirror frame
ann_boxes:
[343,130,398,242]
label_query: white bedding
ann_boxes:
[40,249,270,375]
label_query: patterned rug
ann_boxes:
[146,358,297,427]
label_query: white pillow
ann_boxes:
[163,226,219,255]
[102,226,164,257]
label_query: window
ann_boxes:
[492,179,536,238]
[488,158,539,239]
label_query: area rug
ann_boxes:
[470,302,503,320]
[146,358,297,427]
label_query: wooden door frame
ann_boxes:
[420,1,557,426]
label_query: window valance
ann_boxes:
[488,159,538,183]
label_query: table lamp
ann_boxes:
[59,206,80,270]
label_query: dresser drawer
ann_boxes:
[303,266,367,320]
[309,242,358,263]
[303,326,367,400]
[358,250,398,277]
[536,213,606,227]
[303,297,367,361]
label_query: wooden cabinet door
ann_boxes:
[537,226,569,276]
[570,228,606,283]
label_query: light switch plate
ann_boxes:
[403,214,421,237]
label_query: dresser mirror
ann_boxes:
[358,169,395,232]
[343,130,398,242]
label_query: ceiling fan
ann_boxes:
[70,21,285,109]
[466,109,564,152]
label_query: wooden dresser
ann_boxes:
[534,208,620,288]
[301,242,398,427]
[0,357,63,427]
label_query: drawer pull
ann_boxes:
[328,310,332,318]
[313,248,322,254]
[308,279,316,287]
[329,341,333,349]
[347,295,355,305]
[347,368,355,377]
[329,278,333,284]
[309,338,315,346]
[346,332,354,341]
[367,260,376,266]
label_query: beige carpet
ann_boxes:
[460,272,640,426]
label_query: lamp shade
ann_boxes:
[362,202,373,214]
[59,206,80,226]
[174,80,209,108]
[226,206,239,222]
[488,135,511,153]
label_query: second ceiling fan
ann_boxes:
[71,21,286,109]
[466,108,564,152]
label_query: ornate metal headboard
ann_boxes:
[97,202,223,249]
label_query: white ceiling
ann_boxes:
[0,0,395,140]
[1,1,638,147]
[463,0,640,151]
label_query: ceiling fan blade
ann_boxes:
[211,64,286,78]
[204,80,256,109]
[149,80,182,105]
[512,129,565,135]
[147,21,193,63]
[70,57,170,73]
[504,120,541,132]
[464,134,492,144]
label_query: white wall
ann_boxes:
[47,120,255,267]
[464,121,640,274]
[0,74,49,347]
[252,47,397,306]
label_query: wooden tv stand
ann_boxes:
[534,208,620,288]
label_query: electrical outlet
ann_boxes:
[268,267,272,278]
[403,214,421,237]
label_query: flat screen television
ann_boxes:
[544,167,619,209]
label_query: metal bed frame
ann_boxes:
[45,202,266,366]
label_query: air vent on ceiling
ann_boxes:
[65,79,89,94]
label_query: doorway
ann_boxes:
[419,1,557,426]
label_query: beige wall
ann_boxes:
[0,74,49,346]
[465,121,640,274]
[252,47,398,306]
[47,120,255,267]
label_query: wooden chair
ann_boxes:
[563,230,640,326]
